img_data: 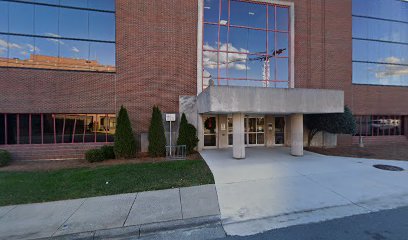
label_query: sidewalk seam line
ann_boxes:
[179,188,184,219]
[123,192,138,227]
[51,198,87,237]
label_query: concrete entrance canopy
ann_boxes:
[197,86,344,115]
[197,86,344,158]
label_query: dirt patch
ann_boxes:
[0,152,203,172]
[306,142,408,161]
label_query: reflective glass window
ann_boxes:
[230,0,266,29]
[1,0,116,72]
[0,1,8,32]
[89,12,116,41]
[352,0,408,86]
[59,8,89,39]
[34,5,59,37]
[9,2,34,35]
[0,35,9,65]
[35,0,60,5]
[34,37,59,66]
[60,39,89,62]
[89,42,116,70]
[8,35,35,61]
[202,0,290,89]
[204,0,220,23]
[60,0,88,8]
[276,7,289,31]
[88,0,116,11]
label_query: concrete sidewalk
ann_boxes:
[202,147,408,236]
[0,184,223,240]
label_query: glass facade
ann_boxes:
[0,0,115,72]
[0,113,116,145]
[352,0,408,86]
[202,0,291,90]
[354,115,405,137]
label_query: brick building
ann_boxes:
[0,0,407,160]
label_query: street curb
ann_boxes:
[42,215,223,240]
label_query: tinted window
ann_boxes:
[9,2,34,35]
[352,0,408,87]
[88,0,115,11]
[60,0,88,8]
[202,0,290,89]
[0,0,116,72]
[0,2,8,32]
[34,5,59,37]
[59,8,89,39]
[89,12,116,41]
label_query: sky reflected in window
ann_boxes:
[0,0,116,72]
[202,0,290,89]
[352,0,408,86]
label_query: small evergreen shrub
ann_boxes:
[148,106,167,157]
[0,150,11,167]
[114,106,137,159]
[177,113,199,154]
[101,145,115,160]
[85,149,104,163]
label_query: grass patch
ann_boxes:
[0,160,214,206]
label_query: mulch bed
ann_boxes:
[0,152,203,172]
[306,143,408,161]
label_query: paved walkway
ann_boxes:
[0,184,221,240]
[201,147,408,236]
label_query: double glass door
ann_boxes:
[228,116,265,146]
[245,117,265,145]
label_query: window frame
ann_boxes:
[0,0,116,72]
[198,0,295,93]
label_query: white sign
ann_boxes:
[166,114,176,122]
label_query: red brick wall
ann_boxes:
[115,0,198,133]
[0,68,116,114]
[351,85,408,115]
[294,0,353,107]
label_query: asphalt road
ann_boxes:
[221,206,408,240]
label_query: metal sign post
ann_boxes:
[165,114,176,156]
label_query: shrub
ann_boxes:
[114,106,137,159]
[0,150,11,167]
[304,106,356,146]
[148,106,167,157]
[85,149,104,163]
[101,145,115,160]
[177,113,199,154]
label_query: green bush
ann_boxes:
[148,106,167,157]
[177,113,199,154]
[101,145,115,160]
[0,150,11,167]
[85,149,104,163]
[304,106,356,146]
[114,106,137,159]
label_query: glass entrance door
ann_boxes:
[275,117,285,145]
[245,117,265,146]
[203,116,217,147]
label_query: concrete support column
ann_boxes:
[232,113,245,159]
[290,114,304,156]
[197,114,204,152]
